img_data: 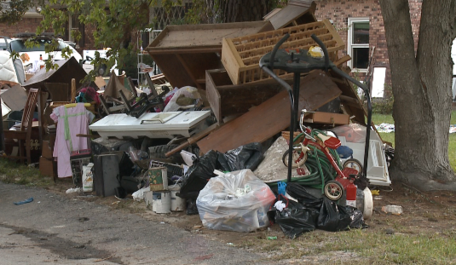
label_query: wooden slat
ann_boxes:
[197,70,342,154]
[222,19,345,85]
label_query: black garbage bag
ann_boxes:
[346,206,366,229]
[218,142,264,172]
[286,182,323,209]
[274,198,319,239]
[178,150,220,199]
[317,197,352,232]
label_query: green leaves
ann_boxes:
[0,0,34,25]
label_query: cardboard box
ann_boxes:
[39,156,57,178]
[41,140,53,159]
[303,112,350,125]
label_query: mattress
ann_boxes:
[0,51,19,83]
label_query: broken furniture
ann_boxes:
[197,70,341,154]
[23,57,87,92]
[146,21,274,90]
[264,0,317,29]
[206,69,286,124]
[39,134,57,180]
[119,85,169,118]
[93,152,123,197]
[221,19,345,85]
[89,110,211,139]
[3,88,41,164]
[44,82,70,102]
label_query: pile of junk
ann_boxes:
[0,1,392,239]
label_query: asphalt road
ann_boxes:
[0,182,272,265]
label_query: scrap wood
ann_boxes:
[165,123,219,157]
[197,70,342,154]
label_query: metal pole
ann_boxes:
[287,73,301,183]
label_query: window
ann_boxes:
[347,17,370,71]
[68,13,85,47]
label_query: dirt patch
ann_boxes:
[48,177,456,251]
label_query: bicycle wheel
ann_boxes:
[282,149,307,168]
[343,158,363,173]
[324,180,344,201]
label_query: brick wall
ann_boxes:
[0,17,43,37]
[313,0,422,95]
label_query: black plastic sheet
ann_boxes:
[273,198,319,239]
[178,150,220,199]
[286,182,323,209]
[218,142,264,172]
[317,197,351,232]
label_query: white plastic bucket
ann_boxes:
[168,184,185,212]
[152,191,171,214]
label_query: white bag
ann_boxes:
[196,169,276,232]
[82,163,94,192]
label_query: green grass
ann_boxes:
[243,229,456,264]
[372,110,456,171]
[0,157,52,187]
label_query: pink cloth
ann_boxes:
[51,103,91,178]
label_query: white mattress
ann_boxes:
[0,51,19,83]
[89,111,211,139]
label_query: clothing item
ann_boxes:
[51,103,94,178]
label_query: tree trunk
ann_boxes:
[379,0,456,191]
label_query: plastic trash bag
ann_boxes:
[317,197,352,232]
[346,206,366,229]
[196,169,276,232]
[285,182,323,209]
[273,196,319,239]
[218,142,264,172]
[178,150,220,199]
[163,86,202,112]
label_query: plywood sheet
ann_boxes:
[148,21,273,50]
[197,70,342,154]
[206,69,287,123]
[267,1,316,29]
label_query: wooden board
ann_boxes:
[148,21,273,50]
[206,69,288,123]
[222,19,346,85]
[267,0,316,29]
[197,70,342,154]
[146,21,273,90]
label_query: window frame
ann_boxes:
[347,17,370,73]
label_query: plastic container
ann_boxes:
[148,167,168,191]
[82,163,94,192]
[153,191,171,214]
[381,205,403,215]
[169,184,185,211]
[345,183,357,207]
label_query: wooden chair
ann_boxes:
[3,88,40,165]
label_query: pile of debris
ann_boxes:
[0,1,391,238]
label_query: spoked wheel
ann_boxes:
[282,149,307,168]
[324,180,344,201]
[343,158,363,173]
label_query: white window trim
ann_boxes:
[69,14,79,42]
[347,17,370,73]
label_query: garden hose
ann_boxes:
[268,131,342,190]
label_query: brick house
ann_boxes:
[5,1,453,100]
[313,0,423,98]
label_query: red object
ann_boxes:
[323,136,341,149]
[346,183,357,201]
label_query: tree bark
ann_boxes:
[379,0,456,191]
